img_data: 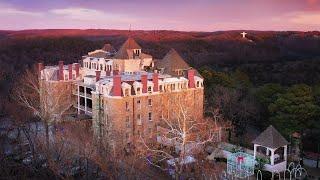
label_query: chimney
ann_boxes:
[68,64,73,80]
[113,75,121,96]
[105,70,111,76]
[96,71,101,81]
[153,73,158,92]
[113,70,119,75]
[141,74,148,93]
[187,69,195,88]
[58,61,64,81]
[74,63,80,78]
[38,62,44,77]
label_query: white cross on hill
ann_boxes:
[241,32,247,38]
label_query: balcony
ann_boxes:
[77,105,92,112]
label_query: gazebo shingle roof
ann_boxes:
[252,125,289,149]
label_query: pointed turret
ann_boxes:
[156,48,190,76]
[114,38,142,59]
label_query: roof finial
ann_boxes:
[128,24,132,38]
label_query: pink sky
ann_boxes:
[0,0,319,31]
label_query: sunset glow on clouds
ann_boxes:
[0,0,319,31]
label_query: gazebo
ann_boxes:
[252,125,289,173]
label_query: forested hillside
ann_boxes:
[1,29,320,151]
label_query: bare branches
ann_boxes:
[139,94,223,177]
[14,65,73,124]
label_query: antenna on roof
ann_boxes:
[128,24,132,38]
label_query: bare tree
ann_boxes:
[140,95,222,179]
[14,66,74,149]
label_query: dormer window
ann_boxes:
[122,82,132,97]
[137,87,141,94]
[176,69,184,76]
[134,49,141,56]
[148,86,152,93]
[124,89,130,97]
[171,84,175,91]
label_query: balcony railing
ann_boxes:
[74,92,92,99]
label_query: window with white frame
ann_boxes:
[148,112,152,121]
[137,99,141,109]
[159,85,163,92]
[137,114,142,125]
[125,101,129,111]
[136,87,141,95]
[124,88,130,97]
[126,116,130,128]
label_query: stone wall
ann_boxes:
[92,88,204,150]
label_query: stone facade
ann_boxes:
[39,38,205,151]
[92,87,204,149]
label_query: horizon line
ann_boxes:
[1,28,319,33]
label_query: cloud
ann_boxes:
[0,3,42,17]
[288,11,320,25]
[307,0,319,5]
[49,8,135,23]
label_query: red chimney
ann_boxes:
[113,70,119,75]
[68,64,73,80]
[58,61,64,81]
[187,69,195,88]
[74,63,80,78]
[96,71,101,81]
[153,73,158,92]
[141,74,148,93]
[113,75,121,96]
[38,62,44,77]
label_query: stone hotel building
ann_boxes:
[38,38,204,148]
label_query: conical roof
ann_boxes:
[252,125,289,149]
[114,38,141,59]
[102,43,115,52]
[156,49,190,76]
